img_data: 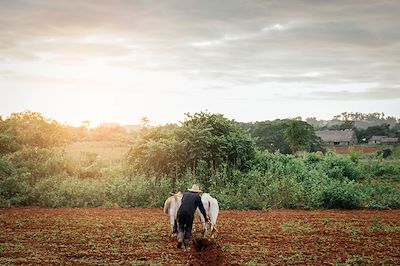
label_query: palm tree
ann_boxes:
[140,116,150,128]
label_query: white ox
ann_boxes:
[196,193,219,239]
[164,192,219,239]
[163,192,183,237]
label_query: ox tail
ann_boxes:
[163,199,171,215]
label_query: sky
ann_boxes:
[1,0,399,126]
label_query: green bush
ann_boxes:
[1,134,399,210]
[32,170,173,208]
[208,169,305,209]
[0,174,30,206]
[34,175,105,207]
[0,157,31,206]
[362,183,400,209]
[300,169,329,209]
[5,147,74,185]
[317,153,361,181]
[319,179,362,209]
[212,192,246,210]
[361,160,400,180]
[377,148,392,159]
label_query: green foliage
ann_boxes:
[362,182,400,209]
[2,111,71,148]
[360,160,400,181]
[379,148,392,159]
[105,171,172,208]
[246,120,291,153]
[333,112,388,122]
[127,112,255,190]
[284,120,312,153]
[355,123,398,143]
[33,171,172,208]
[5,147,73,185]
[127,125,184,182]
[315,153,361,181]
[0,110,399,210]
[392,145,400,158]
[0,132,19,155]
[0,157,30,206]
[338,120,355,130]
[245,119,324,154]
[348,148,362,163]
[319,179,362,209]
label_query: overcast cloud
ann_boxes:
[0,0,399,124]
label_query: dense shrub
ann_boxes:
[362,183,400,209]
[1,111,399,210]
[32,170,172,208]
[361,160,400,181]
[5,147,74,185]
[316,153,362,181]
[0,174,30,207]
[2,148,399,210]
[33,175,106,207]
[378,148,392,159]
[0,157,30,207]
[319,179,362,209]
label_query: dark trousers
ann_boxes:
[177,210,194,240]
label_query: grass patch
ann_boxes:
[65,140,129,165]
[281,221,312,234]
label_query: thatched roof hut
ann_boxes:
[315,129,358,146]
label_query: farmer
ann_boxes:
[177,184,208,250]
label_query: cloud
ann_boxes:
[202,85,229,91]
[0,70,80,85]
[299,86,400,101]
[0,0,399,102]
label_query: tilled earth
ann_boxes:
[1,208,399,265]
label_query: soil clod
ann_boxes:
[190,238,228,266]
[193,238,214,252]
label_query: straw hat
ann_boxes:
[188,184,202,193]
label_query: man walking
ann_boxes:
[177,184,208,250]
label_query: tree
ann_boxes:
[1,111,70,148]
[245,119,324,154]
[181,112,255,172]
[356,124,391,143]
[284,120,313,153]
[140,116,150,128]
[247,120,292,153]
[339,120,355,130]
[0,119,19,155]
[126,112,256,189]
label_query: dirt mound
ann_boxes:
[193,238,214,251]
[190,238,229,266]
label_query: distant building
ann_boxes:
[368,136,399,144]
[315,129,358,146]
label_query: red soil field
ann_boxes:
[1,208,399,265]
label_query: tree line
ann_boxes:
[1,110,399,209]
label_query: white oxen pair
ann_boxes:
[163,192,219,238]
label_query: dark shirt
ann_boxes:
[179,192,207,219]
